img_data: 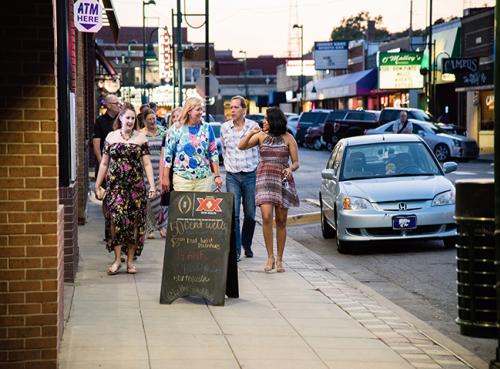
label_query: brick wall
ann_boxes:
[0,1,63,368]
[59,185,78,283]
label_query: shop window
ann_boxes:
[480,91,494,131]
[184,67,201,84]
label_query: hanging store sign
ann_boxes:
[378,52,424,89]
[314,41,348,70]
[74,0,103,33]
[442,57,493,88]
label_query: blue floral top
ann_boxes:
[163,123,219,180]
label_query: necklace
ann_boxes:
[120,129,133,141]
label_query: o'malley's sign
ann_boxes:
[378,52,424,90]
[74,0,103,33]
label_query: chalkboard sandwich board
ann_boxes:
[160,191,239,306]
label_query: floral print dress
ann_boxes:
[103,141,150,256]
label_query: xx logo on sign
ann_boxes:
[74,0,103,33]
[196,197,223,213]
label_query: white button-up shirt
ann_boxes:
[220,118,260,173]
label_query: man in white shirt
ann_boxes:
[392,111,413,134]
[221,96,259,261]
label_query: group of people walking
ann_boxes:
[93,94,300,276]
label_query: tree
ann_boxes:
[330,11,389,41]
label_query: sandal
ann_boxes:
[127,264,137,274]
[147,232,155,239]
[107,262,121,275]
[276,260,285,273]
[160,229,167,238]
[264,258,275,273]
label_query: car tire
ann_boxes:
[313,138,322,151]
[326,142,334,152]
[434,144,450,161]
[334,209,350,253]
[443,237,457,249]
[320,198,335,239]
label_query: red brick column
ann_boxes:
[0,1,63,368]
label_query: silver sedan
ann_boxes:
[319,134,458,253]
[366,119,479,161]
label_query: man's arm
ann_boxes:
[93,138,102,162]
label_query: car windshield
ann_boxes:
[299,112,328,124]
[340,142,441,181]
[410,110,434,122]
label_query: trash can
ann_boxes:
[455,179,497,338]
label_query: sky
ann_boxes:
[111,0,495,57]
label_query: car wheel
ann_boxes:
[434,144,450,161]
[334,210,350,253]
[313,138,322,151]
[326,142,334,152]
[443,237,457,249]
[320,198,335,239]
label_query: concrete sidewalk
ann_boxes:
[59,198,487,369]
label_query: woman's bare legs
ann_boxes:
[126,245,138,274]
[260,204,275,271]
[275,207,288,272]
[108,245,122,274]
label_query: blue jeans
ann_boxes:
[226,171,256,257]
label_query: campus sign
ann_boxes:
[378,52,424,89]
[442,57,493,88]
[74,0,103,33]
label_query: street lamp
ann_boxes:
[238,50,249,102]
[293,24,304,113]
[142,0,156,104]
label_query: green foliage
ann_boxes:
[330,11,389,41]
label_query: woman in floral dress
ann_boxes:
[95,103,156,275]
[239,107,300,273]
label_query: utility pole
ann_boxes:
[409,0,413,50]
[176,0,183,106]
[171,9,176,108]
[427,0,433,114]
[204,0,210,122]
[492,2,500,369]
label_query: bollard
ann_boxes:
[455,179,497,338]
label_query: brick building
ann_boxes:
[0,0,118,367]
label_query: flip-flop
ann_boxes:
[127,265,137,274]
[107,262,121,275]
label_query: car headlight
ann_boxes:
[432,189,455,206]
[343,196,373,210]
[452,139,462,147]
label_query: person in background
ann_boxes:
[148,101,165,129]
[239,107,300,273]
[140,108,165,239]
[95,103,156,275]
[161,97,222,192]
[93,94,121,179]
[158,107,183,238]
[392,111,413,134]
[220,96,259,261]
[137,104,149,130]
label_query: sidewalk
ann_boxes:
[59,198,488,369]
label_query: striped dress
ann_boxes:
[256,135,299,208]
[142,128,167,232]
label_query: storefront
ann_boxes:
[304,68,377,110]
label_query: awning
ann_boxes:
[305,69,377,101]
[95,42,117,76]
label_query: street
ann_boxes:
[288,147,496,362]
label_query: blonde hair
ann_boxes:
[170,107,183,127]
[113,102,138,130]
[179,97,204,125]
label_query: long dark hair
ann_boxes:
[266,107,287,136]
[113,102,138,130]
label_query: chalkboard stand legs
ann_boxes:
[226,210,239,299]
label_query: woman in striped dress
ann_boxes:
[239,107,300,273]
[141,108,165,238]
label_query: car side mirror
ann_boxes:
[442,161,458,174]
[418,130,426,137]
[321,169,336,180]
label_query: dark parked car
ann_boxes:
[303,110,354,150]
[295,110,331,146]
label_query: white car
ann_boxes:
[319,134,458,253]
[366,119,479,161]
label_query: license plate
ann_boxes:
[392,215,417,230]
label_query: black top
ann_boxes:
[93,113,116,152]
